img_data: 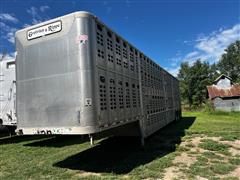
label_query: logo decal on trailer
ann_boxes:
[27,21,62,40]
[76,34,88,44]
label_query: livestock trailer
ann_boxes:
[0,59,17,131]
[15,11,181,144]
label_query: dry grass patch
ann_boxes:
[162,135,240,179]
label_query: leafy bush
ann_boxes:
[204,100,214,112]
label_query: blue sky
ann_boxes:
[0,0,239,76]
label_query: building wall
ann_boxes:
[213,97,240,111]
[215,78,231,89]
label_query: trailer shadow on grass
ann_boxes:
[53,116,196,174]
[0,133,88,147]
[24,135,88,148]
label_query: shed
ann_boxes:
[207,74,240,111]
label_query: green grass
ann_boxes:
[220,134,238,141]
[202,151,224,160]
[199,139,230,154]
[196,156,208,164]
[184,111,240,139]
[229,157,240,165]
[185,153,236,178]
[222,177,239,180]
[185,142,195,148]
[0,111,239,179]
[186,164,214,178]
[187,162,236,178]
[210,163,236,175]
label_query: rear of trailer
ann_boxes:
[15,12,181,141]
[0,59,16,128]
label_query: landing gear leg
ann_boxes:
[89,134,94,146]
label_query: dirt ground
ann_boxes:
[162,135,240,180]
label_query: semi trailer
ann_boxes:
[0,58,17,133]
[15,11,181,144]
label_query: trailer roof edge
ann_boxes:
[15,11,95,35]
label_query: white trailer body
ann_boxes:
[0,59,16,126]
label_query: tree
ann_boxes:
[218,40,240,83]
[178,59,211,107]
[178,62,191,105]
[177,40,240,107]
[190,60,211,106]
[209,63,220,82]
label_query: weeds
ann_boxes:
[199,139,230,155]
[202,151,224,160]
[210,163,236,175]
[229,158,240,165]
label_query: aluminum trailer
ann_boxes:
[0,59,17,130]
[15,11,181,143]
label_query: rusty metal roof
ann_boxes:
[207,84,240,99]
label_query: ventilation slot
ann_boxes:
[118,81,124,109]
[99,76,107,110]
[130,51,134,62]
[123,48,128,59]
[97,32,104,46]
[130,65,134,71]
[132,84,137,107]
[137,84,140,107]
[116,58,122,66]
[115,44,121,55]
[108,54,113,63]
[107,38,113,51]
[123,61,128,69]
[109,79,116,110]
[97,49,104,60]
[125,82,130,108]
